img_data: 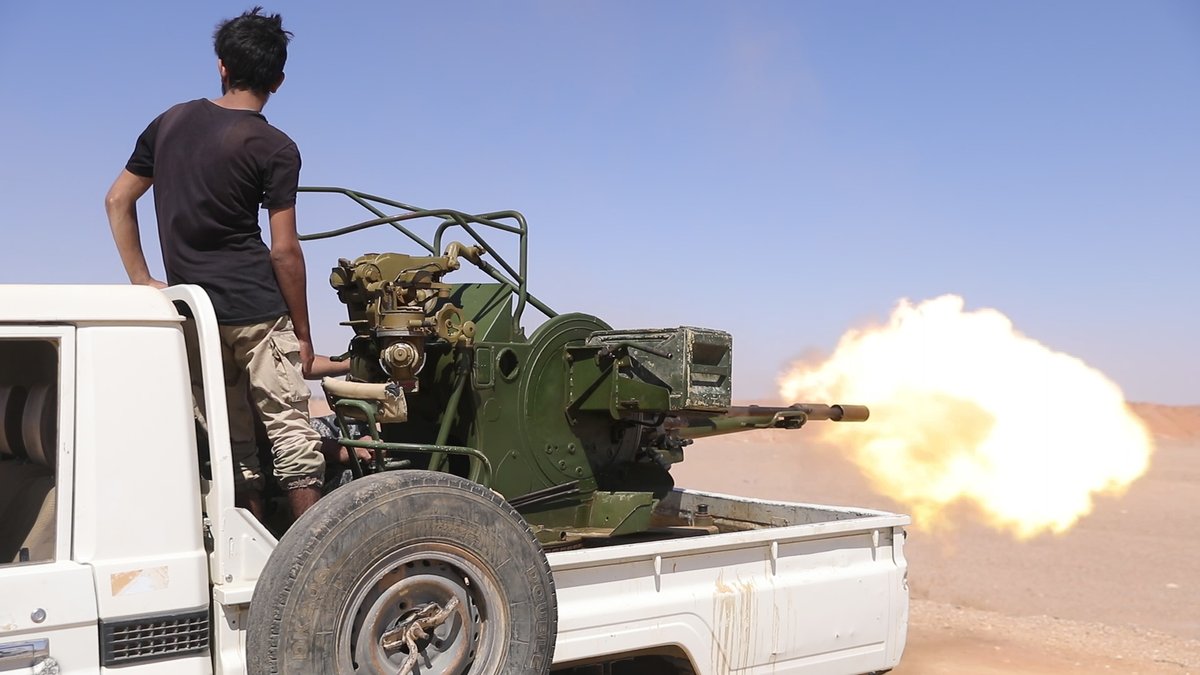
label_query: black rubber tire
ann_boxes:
[246,470,557,674]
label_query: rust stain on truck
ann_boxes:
[110,566,170,596]
[712,570,758,674]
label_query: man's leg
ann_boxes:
[236,489,266,522]
[220,334,270,519]
[286,484,320,517]
[225,317,326,521]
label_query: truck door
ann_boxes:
[0,327,99,674]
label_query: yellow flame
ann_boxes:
[779,295,1153,539]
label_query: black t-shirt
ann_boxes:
[126,99,299,325]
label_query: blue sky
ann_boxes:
[1,1,1196,403]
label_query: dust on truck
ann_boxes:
[0,188,909,675]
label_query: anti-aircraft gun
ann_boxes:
[302,187,868,549]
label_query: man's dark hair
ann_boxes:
[213,7,292,95]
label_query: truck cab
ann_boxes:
[0,285,212,673]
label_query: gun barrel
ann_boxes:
[783,404,870,422]
[677,403,869,440]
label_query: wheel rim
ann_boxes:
[338,542,507,674]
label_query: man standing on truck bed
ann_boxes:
[104,6,325,520]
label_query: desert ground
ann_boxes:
[673,403,1200,674]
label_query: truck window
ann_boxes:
[0,338,58,565]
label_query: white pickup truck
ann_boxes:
[0,284,909,675]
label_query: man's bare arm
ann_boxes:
[105,170,164,288]
[306,355,352,380]
[268,205,315,376]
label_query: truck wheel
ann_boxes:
[247,470,557,674]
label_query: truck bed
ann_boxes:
[549,488,910,674]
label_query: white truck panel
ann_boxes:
[0,562,99,673]
[0,285,179,324]
[72,325,209,619]
[549,490,909,673]
[100,656,212,675]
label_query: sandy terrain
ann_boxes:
[672,403,1200,674]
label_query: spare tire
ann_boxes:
[247,470,557,674]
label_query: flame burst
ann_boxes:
[779,295,1153,538]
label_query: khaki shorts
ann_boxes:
[185,315,325,491]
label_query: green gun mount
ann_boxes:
[301,187,869,548]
